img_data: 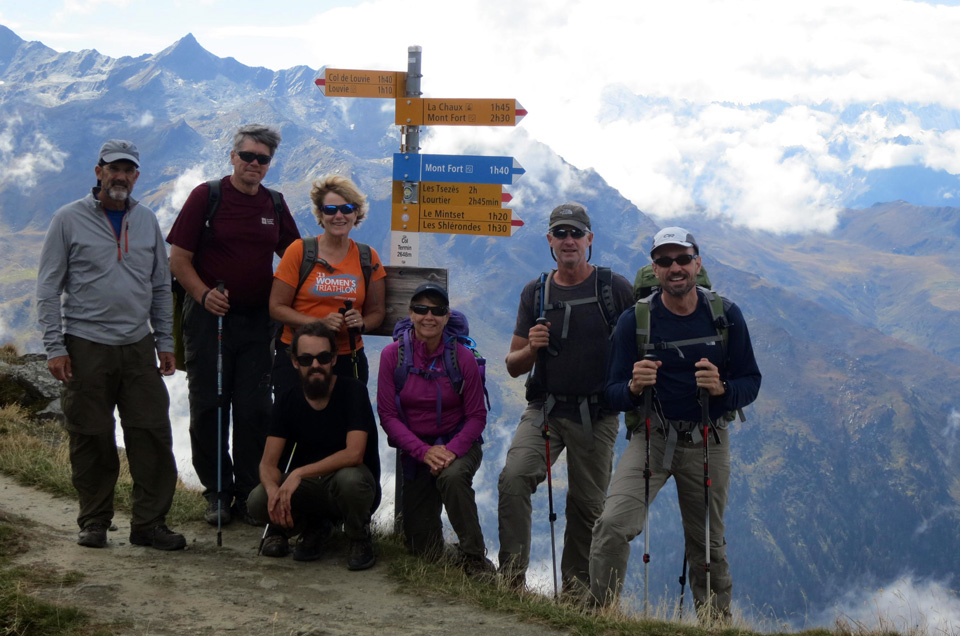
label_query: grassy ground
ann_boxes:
[0,402,914,636]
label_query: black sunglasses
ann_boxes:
[321,204,358,216]
[410,304,449,316]
[295,351,335,366]
[550,227,586,239]
[237,150,272,165]
[653,254,698,267]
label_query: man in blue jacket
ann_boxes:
[36,140,185,551]
[589,227,761,620]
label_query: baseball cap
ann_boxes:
[98,140,140,167]
[410,282,449,305]
[548,203,591,232]
[650,227,699,259]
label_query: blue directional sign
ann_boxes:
[393,153,525,185]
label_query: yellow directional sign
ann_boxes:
[395,98,527,126]
[392,203,523,237]
[391,181,511,207]
[316,69,406,98]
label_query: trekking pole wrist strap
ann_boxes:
[200,288,211,308]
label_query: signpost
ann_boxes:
[393,153,525,185]
[400,182,512,206]
[315,69,405,98]
[395,98,527,126]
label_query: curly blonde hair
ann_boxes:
[310,175,368,228]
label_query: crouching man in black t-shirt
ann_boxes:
[247,321,381,569]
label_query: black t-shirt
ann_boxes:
[269,376,381,484]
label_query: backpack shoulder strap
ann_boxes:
[204,179,221,228]
[266,188,284,222]
[295,236,318,296]
[701,286,730,354]
[595,266,618,330]
[354,242,378,292]
[634,293,654,355]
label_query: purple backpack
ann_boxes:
[391,309,490,413]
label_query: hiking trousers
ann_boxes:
[589,422,731,615]
[60,334,177,532]
[182,295,273,503]
[402,442,486,558]
[247,464,377,540]
[497,405,618,591]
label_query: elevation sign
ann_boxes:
[315,69,406,98]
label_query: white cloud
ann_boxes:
[810,576,960,636]
[0,116,69,190]
[155,165,207,233]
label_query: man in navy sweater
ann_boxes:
[589,227,761,620]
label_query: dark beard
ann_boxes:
[301,370,332,400]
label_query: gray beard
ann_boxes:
[106,186,129,201]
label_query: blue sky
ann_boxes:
[4,0,960,233]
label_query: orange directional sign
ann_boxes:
[395,98,527,126]
[316,69,406,98]
[392,181,512,207]
[392,203,524,237]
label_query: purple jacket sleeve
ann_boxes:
[376,342,432,461]
[443,344,487,458]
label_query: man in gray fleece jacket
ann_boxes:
[36,139,186,551]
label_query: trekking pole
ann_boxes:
[700,387,712,612]
[536,316,559,600]
[256,442,297,557]
[641,353,656,617]
[215,280,225,548]
[339,300,359,379]
[678,549,688,619]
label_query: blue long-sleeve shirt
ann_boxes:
[605,290,761,422]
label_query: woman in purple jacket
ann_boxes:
[377,283,495,578]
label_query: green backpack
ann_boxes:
[623,263,742,432]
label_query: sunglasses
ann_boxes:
[236,150,272,165]
[320,204,358,216]
[653,254,698,267]
[410,304,449,316]
[550,227,586,239]
[295,351,335,366]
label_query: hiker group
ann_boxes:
[36,130,760,618]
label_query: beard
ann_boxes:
[106,185,129,201]
[661,273,696,298]
[301,368,332,400]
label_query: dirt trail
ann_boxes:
[1,474,565,636]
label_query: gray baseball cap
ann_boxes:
[548,203,591,232]
[411,282,449,305]
[98,139,140,167]
[650,227,699,258]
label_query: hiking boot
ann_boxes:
[203,498,232,526]
[260,527,289,558]
[231,498,259,526]
[347,536,376,571]
[461,554,497,581]
[129,524,187,551]
[292,526,324,562]
[77,522,109,549]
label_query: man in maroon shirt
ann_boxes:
[167,124,300,527]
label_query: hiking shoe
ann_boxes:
[260,528,289,558]
[461,554,497,581]
[129,524,187,551]
[347,537,376,571]
[77,522,109,549]
[203,499,232,526]
[292,526,324,562]
[231,498,259,526]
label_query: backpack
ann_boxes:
[532,266,620,333]
[624,262,743,432]
[171,180,287,370]
[390,310,491,423]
